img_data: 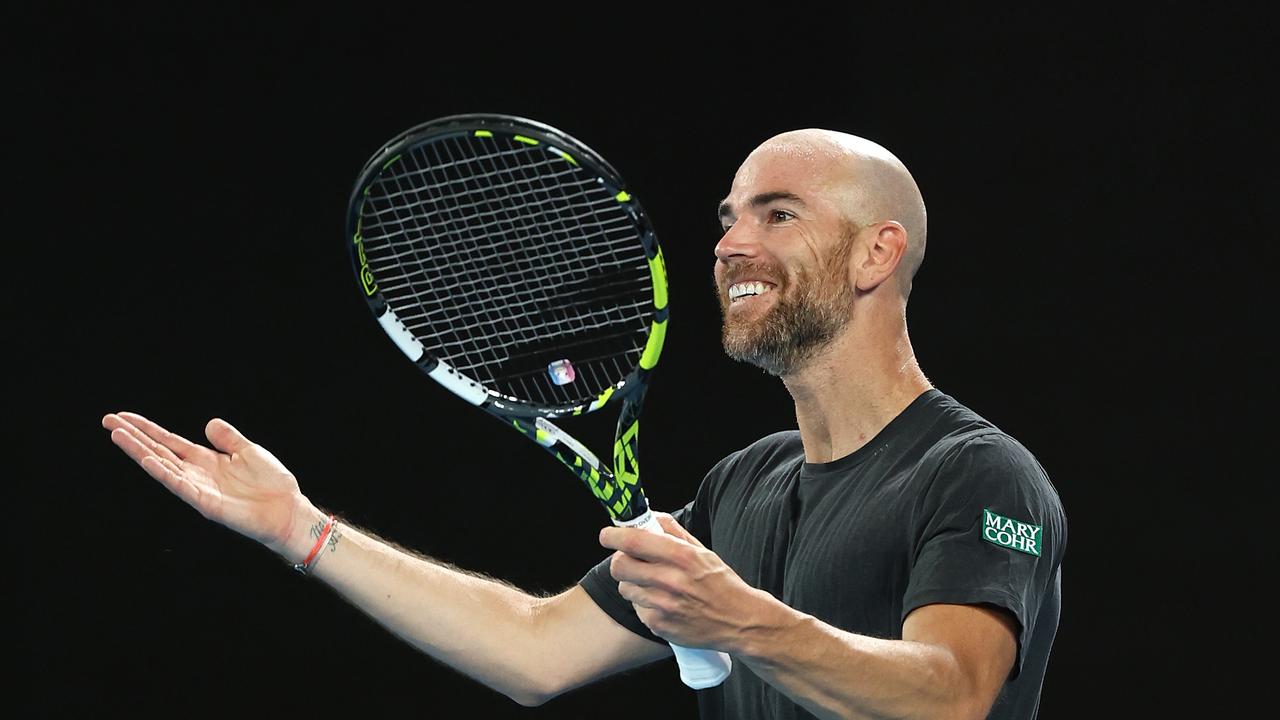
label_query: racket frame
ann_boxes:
[345,114,669,522]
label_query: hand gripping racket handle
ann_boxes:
[616,510,733,689]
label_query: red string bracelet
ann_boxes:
[292,514,337,575]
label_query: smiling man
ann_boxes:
[103,128,1065,720]
[586,130,1068,719]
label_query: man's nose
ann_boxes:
[714,219,761,261]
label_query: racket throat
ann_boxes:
[535,417,599,466]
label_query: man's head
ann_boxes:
[713,129,927,376]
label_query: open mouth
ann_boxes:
[728,280,777,304]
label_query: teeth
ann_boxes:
[728,281,774,301]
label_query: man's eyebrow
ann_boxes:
[717,191,807,221]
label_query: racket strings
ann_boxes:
[420,139,633,403]
[374,271,652,327]
[424,139,645,386]
[439,137,648,402]
[366,219,643,298]
[359,134,654,406]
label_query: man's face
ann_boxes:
[713,146,861,376]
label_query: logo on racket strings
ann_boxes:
[548,359,576,385]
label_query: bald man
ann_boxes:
[104,129,1065,720]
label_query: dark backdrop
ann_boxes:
[11,5,1270,718]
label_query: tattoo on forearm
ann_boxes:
[326,524,342,554]
[308,517,343,554]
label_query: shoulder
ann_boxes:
[916,394,1053,494]
[696,429,804,504]
[912,391,1066,515]
[737,429,805,463]
[930,429,1041,474]
[921,427,1068,550]
[707,430,803,477]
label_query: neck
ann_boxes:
[781,306,932,463]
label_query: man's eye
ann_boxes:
[769,210,794,223]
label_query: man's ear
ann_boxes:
[853,222,908,293]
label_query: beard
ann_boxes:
[717,237,856,377]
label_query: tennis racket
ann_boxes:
[344,113,732,690]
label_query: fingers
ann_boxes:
[141,454,206,509]
[617,581,681,640]
[618,580,649,605]
[205,418,251,455]
[617,578,675,609]
[610,550,685,591]
[655,513,705,548]
[108,429,205,508]
[600,526,679,562]
[600,525,699,566]
[610,549,640,582]
[108,412,210,462]
[108,422,180,468]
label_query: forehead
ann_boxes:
[725,141,849,211]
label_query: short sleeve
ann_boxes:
[579,501,696,643]
[902,432,1067,676]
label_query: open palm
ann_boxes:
[103,412,309,554]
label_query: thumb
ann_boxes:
[656,512,704,548]
[206,418,252,455]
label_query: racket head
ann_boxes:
[346,114,669,419]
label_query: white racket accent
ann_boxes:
[427,360,489,406]
[375,309,489,406]
[376,307,425,360]
[536,417,600,466]
[616,509,734,689]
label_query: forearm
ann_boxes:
[280,504,557,706]
[731,602,987,720]
[102,412,618,704]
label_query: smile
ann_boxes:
[728,281,776,303]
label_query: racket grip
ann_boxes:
[616,511,733,689]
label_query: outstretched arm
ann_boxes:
[103,412,670,706]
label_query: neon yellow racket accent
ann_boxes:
[513,419,554,445]
[513,135,539,145]
[593,386,616,410]
[613,419,640,486]
[639,319,667,370]
[648,248,668,310]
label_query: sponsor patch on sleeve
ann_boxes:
[982,508,1042,556]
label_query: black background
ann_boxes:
[11,5,1271,718]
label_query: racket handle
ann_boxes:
[616,511,733,689]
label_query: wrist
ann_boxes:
[291,513,338,575]
[269,497,329,565]
[728,589,809,662]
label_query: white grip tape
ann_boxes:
[616,510,733,690]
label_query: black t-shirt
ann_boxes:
[580,389,1067,720]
